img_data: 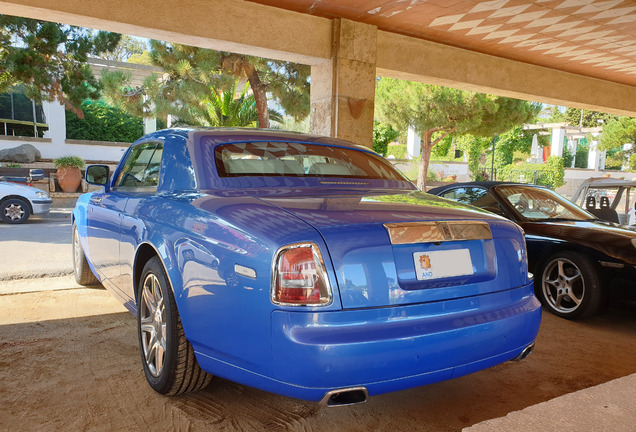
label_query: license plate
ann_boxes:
[413,249,473,280]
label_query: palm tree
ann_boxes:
[199,81,281,127]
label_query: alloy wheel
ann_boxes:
[139,273,166,377]
[4,203,24,222]
[542,257,585,315]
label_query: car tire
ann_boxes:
[137,256,212,395]
[72,223,101,286]
[1,198,31,224]
[535,251,603,319]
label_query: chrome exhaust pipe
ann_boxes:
[513,343,535,361]
[320,387,368,407]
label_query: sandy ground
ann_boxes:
[1,287,636,432]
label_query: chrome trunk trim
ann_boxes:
[384,221,492,245]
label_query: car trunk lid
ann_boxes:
[262,191,530,309]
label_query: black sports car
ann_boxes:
[428,181,636,319]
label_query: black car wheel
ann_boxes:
[1,198,31,224]
[72,223,100,286]
[138,256,212,395]
[536,251,603,319]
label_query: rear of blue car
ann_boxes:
[205,194,541,404]
[75,129,541,405]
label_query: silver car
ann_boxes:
[0,181,52,223]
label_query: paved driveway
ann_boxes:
[0,209,72,280]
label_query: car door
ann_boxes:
[118,142,164,302]
[87,141,162,295]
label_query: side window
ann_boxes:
[469,188,499,208]
[115,142,163,189]
[440,187,498,207]
[440,187,478,204]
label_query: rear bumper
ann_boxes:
[195,282,541,402]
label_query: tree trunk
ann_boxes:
[417,131,434,190]
[416,128,454,190]
[246,68,269,128]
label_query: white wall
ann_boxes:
[550,127,565,157]
[0,137,128,162]
[406,126,420,160]
[1,99,129,163]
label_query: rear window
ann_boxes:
[214,141,406,181]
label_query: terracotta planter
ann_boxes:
[57,166,82,193]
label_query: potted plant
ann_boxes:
[54,155,84,193]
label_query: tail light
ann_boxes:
[272,243,332,306]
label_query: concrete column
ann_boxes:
[529,134,540,164]
[144,117,157,134]
[42,100,66,146]
[623,143,634,170]
[143,95,157,134]
[407,126,420,159]
[587,133,605,171]
[599,149,606,170]
[588,140,602,170]
[310,19,377,147]
[550,127,565,158]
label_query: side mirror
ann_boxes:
[85,165,111,190]
[29,169,44,181]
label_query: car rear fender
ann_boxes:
[525,234,611,273]
[131,237,185,316]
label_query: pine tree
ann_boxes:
[375,78,541,189]
[0,14,120,117]
[101,41,310,128]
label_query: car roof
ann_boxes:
[576,177,636,188]
[144,127,371,151]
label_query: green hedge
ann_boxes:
[499,156,565,189]
[66,100,144,143]
[372,122,399,156]
[386,144,408,159]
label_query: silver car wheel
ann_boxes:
[541,257,584,314]
[4,202,25,221]
[139,273,166,377]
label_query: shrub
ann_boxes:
[499,156,565,189]
[386,144,408,159]
[54,155,85,169]
[66,100,144,143]
[372,122,399,156]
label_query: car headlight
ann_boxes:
[36,191,50,199]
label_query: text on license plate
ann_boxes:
[413,249,473,280]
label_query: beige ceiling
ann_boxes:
[2,0,636,116]
[249,0,636,88]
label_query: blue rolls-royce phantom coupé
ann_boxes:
[72,128,541,406]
